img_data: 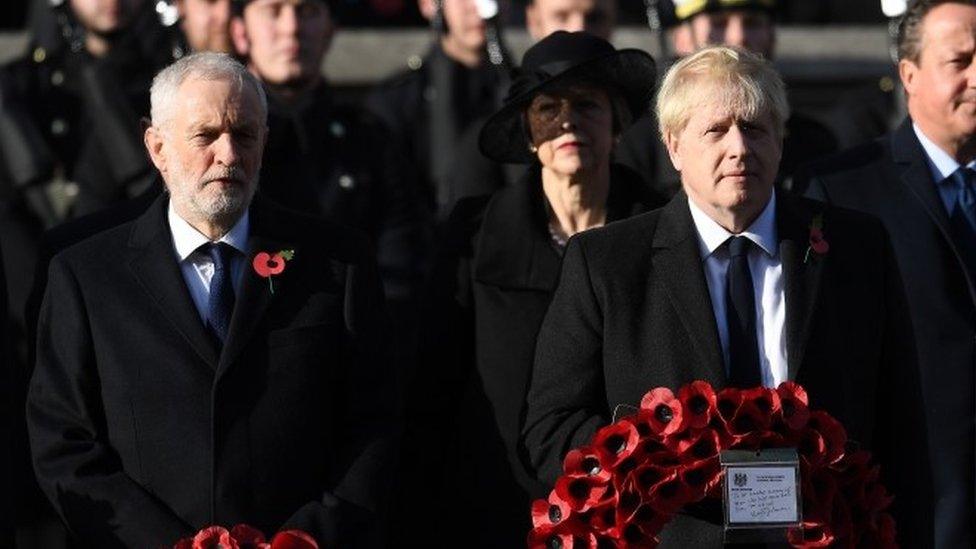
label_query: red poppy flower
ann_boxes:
[593,421,641,471]
[674,428,721,461]
[555,474,610,512]
[807,411,848,465]
[563,446,612,482]
[229,525,266,548]
[786,521,835,548]
[269,530,318,549]
[192,526,239,549]
[526,521,596,549]
[639,388,684,437]
[680,456,722,500]
[809,227,830,256]
[253,252,286,277]
[716,387,743,422]
[532,490,575,529]
[776,381,811,432]
[647,472,694,515]
[678,381,717,430]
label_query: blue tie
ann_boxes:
[949,167,976,277]
[725,236,762,388]
[206,242,236,344]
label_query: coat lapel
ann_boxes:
[127,196,220,368]
[216,198,298,379]
[472,171,562,291]
[777,194,824,381]
[891,119,976,301]
[652,193,726,386]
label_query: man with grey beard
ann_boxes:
[26,52,395,549]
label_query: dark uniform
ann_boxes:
[0,5,173,547]
[366,45,510,220]
[259,82,428,305]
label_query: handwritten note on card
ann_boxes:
[726,466,799,524]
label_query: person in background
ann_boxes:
[440,0,619,213]
[0,2,171,546]
[616,0,838,198]
[177,0,235,53]
[231,0,427,311]
[403,31,663,548]
[795,1,976,545]
[523,0,616,40]
[366,0,511,222]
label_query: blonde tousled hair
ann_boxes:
[656,46,789,142]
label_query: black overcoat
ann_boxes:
[26,195,396,548]
[796,117,975,548]
[398,165,663,547]
[523,191,930,546]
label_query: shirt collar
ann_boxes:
[913,122,976,183]
[167,199,250,261]
[688,190,778,260]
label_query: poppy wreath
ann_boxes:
[528,381,897,548]
[172,524,318,549]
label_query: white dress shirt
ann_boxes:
[687,192,788,388]
[167,202,249,324]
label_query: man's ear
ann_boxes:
[665,130,683,172]
[899,58,919,97]
[230,15,250,58]
[144,125,168,177]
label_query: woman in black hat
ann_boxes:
[395,31,664,547]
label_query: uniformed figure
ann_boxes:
[616,0,840,197]
[1,3,175,546]
[366,0,512,221]
[231,0,427,306]
[439,0,620,212]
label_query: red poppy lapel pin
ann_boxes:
[804,213,829,263]
[252,249,295,294]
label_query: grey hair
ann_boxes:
[656,46,790,141]
[149,52,267,131]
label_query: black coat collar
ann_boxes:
[473,164,657,291]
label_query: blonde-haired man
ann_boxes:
[522,46,929,546]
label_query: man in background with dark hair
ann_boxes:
[231,0,426,309]
[795,1,976,545]
[366,0,511,222]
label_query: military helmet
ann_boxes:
[666,0,776,24]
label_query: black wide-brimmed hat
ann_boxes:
[478,31,657,164]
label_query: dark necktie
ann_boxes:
[949,167,976,277]
[725,236,762,388]
[206,242,236,344]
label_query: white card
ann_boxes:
[725,466,799,525]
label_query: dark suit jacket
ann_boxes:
[398,165,662,547]
[27,195,396,548]
[522,191,930,546]
[796,118,974,548]
[0,241,12,547]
